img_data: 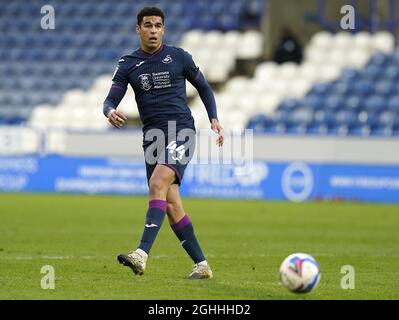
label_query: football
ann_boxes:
[279,253,321,293]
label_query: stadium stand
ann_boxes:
[1,0,398,137]
[245,31,399,137]
[0,0,264,129]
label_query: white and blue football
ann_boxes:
[279,253,321,293]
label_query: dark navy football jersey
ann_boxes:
[111,44,202,133]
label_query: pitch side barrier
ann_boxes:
[0,127,398,203]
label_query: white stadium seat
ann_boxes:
[279,62,299,80]
[92,74,113,92]
[287,80,312,98]
[59,89,87,109]
[318,65,342,82]
[225,76,250,94]
[354,31,372,52]
[206,64,230,83]
[204,30,223,49]
[310,31,333,51]
[304,47,325,66]
[347,48,371,69]
[257,93,283,115]
[223,30,241,52]
[333,32,353,50]
[236,30,263,59]
[327,49,350,68]
[215,93,235,111]
[180,30,204,50]
[372,31,395,53]
[254,61,278,81]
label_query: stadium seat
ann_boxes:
[387,95,399,111]
[278,98,302,112]
[343,95,363,112]
[303,94,323,110]
[371,31,395,53]
[364,95,386,113]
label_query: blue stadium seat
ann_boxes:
[370,123,392,136]
[218,15,239,30]
[379,110,396,125]
[278,98,302,112]
[306,122,328,135]
[330,81,351,95]
[286,107,314,126]
[368,52,392,67]
[309,82,329,96]
[264,121,287,134]
[311,110,334,131]
[387,95,399,111]
[362,65,383,80]
[343,95,363,111]
[352,80,373,95]
[246,114,270,133]
[324,94,344,111]
[334,109,358,126]
[384,65,399,80]
[392,124,399,136]
[339,69,360,83]
[374,80,395,96]
[363,95,386,112]
[392,49,399,63]
[358,110,378,127]
[328,124,349,136]
[303,94,323,110]
[285,123,307,135]
[348,124,371,136]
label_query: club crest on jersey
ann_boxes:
[162,55,173,64]
[138,73,153,91]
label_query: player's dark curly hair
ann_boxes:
[137,7,165,25]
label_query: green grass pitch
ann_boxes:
[0,193,398,300]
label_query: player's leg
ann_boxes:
[165,184,185,224]
[138,164,175,253]
[166,185,213,279]
[118,164,175,275]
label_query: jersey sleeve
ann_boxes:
[182,50,218,121]
[182,50,201,83]
[111,58,129,88]
[103,58,128,117]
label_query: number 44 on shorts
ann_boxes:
[166,141,185,161]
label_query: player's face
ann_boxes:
[136,16,164,53]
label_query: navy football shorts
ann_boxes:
[143,133,196,186]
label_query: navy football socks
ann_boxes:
[138,200,166,254]
[171,215,206,264]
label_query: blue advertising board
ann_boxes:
[0,155,398,203]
